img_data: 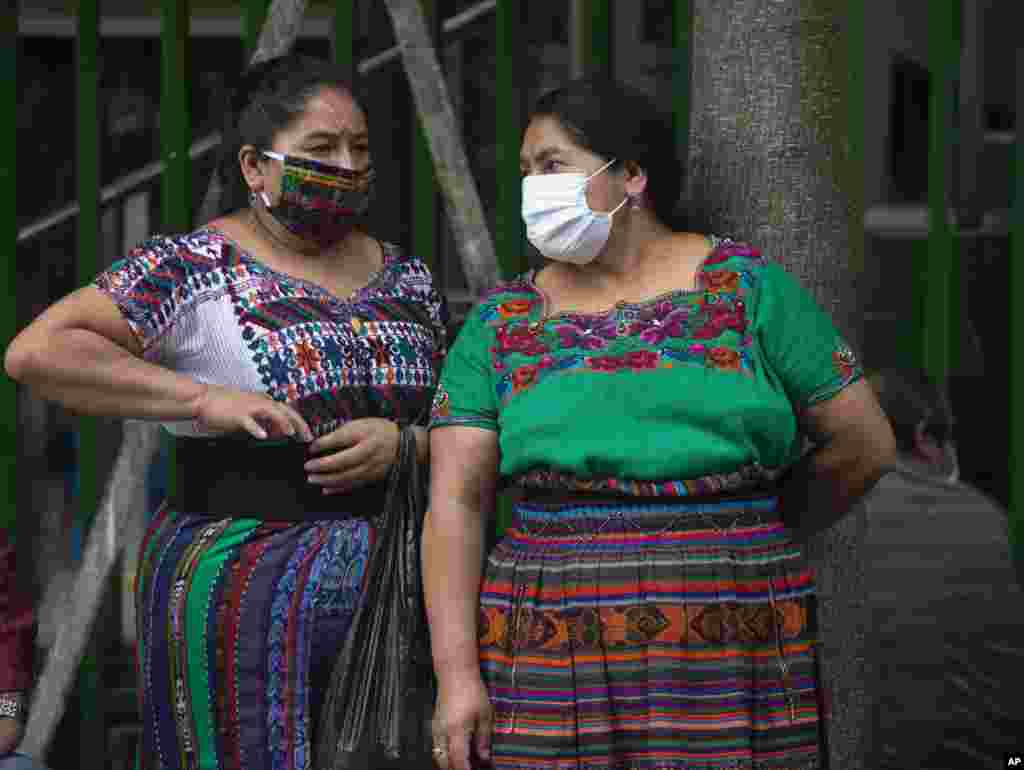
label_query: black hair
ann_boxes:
[529,75,683,227]
[216,54,367,214]
[872,367,954,452]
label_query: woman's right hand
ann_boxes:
[432,675,494,770]
[190,384,314,442]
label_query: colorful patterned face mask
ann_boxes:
[259,151,375,248]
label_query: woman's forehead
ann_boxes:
[291,87,367,137]
[521,115,578,154]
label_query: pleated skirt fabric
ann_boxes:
[478,494,825,770]
[132,502,373,770]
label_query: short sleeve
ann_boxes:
[428,302,499,432]
[430,278,450,368]
[757,260,863,410]
[92,235,197,360]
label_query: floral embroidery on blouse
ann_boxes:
[478,243,764,406]
[431,383,451,419]
[94,228,446,439]
[833,344,858,381]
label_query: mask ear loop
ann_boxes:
[581,157,618,184]
[248,146,281,208]
[582,158,634,217]
[580,158,630,217]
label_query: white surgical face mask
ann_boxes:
[521,158,629,264]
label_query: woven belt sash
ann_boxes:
[512,486,781,508]
[169,434,390,521]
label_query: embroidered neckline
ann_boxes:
[199,225,396,306]
[524,234,731,323]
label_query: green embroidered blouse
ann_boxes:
[428,237,863,496]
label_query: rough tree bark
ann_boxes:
[382,0,500,296]
[685,2,867,768]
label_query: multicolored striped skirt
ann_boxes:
[132,502,373,770]
[478,493,824,770]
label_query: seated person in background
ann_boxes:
[0,530,48,770]
[864,367,1024,769]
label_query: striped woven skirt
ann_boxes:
[132,502,373,770]
[478,493,824,770]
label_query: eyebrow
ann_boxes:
[302,130,369,143]
[519,146,566,166]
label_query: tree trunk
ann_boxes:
[686,2,867,768]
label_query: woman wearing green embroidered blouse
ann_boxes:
[423,75,897,770]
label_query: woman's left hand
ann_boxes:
[304,418,400,494]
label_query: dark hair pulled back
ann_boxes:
[216,54,366,214]
[529,75,683,228]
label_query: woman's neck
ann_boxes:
[570,210,677,288]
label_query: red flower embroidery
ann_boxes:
[833,346,857,379]
[702,270,740,294]
[498,299,534,318]
[624,350,660,370]
[703,250,731,267]
[511,364,540,392]
[433,387,451,418]
[692,319,724,340]
[706,347,741,371]
[588,355,625,372]
[294,341,321,373]
[556,324,609,351]
[704,242,759,267]
[693,303,747,339]
[496,325,549,356]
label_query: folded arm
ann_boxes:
[780,378,899,538]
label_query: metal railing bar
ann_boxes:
[864,204,1011,238]
[17,132,221,244]
[18,0,499,245]
[358,0,495,75]
[18,2,496,48]
[986,131,1016,145]
[18,14,331,38]
[441,0,496,35]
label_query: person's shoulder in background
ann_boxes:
[863,466,1024,768]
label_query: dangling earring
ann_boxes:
[250,189,273,208]
[629,193,643,210]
